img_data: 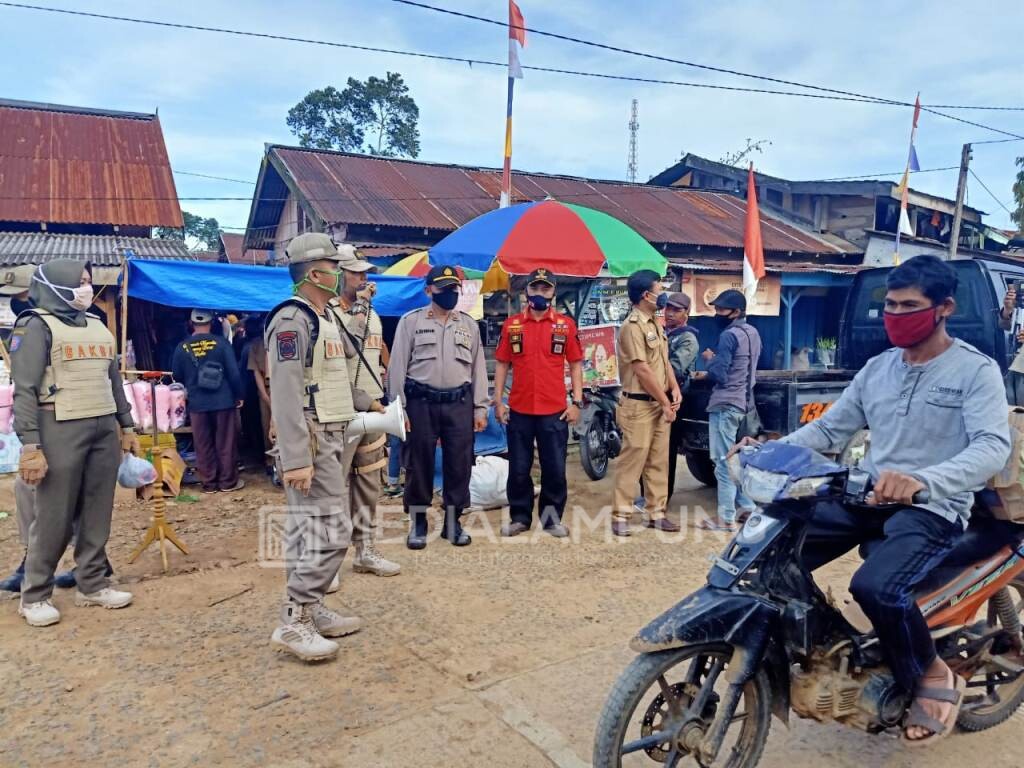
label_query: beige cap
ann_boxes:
[191,308,215,324]
[336,243,374,273]
[285,233,342,265]
[0,264,36,296]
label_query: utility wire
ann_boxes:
[173,169,256,185]
[969,168,1015,216]
[2,1,1023,140]
[817,166,959,181]
[389,0,1024,113]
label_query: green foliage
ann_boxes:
[156,210,222,251]
[287,72,420,158]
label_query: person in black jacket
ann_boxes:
[172,309,244,493]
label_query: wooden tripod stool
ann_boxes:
[127,376,188,572]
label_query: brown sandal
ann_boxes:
[901,668,966,748]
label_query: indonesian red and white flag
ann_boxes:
[743,164,766,304]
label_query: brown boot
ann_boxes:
[647,518,680,532]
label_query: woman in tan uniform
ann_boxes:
[12,259,139,627]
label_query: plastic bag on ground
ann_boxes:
[118,453,158,489]
[469,455,509,509]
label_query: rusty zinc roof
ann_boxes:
[219,232,271,265]
[251,146,856,257]
[0,99,183,228]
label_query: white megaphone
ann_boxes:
[347,397,407,442]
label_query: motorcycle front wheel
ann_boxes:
[593,643,771,768]
[580,416,611,481]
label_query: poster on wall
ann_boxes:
[456,279,483,320]
[684,273,781,317]
[578,324,620,387]
[578,280,631,328]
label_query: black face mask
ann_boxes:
[714,313,734,328]
[433,289,459,311]
[527,294,550,311]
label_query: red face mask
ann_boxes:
[883,305,939,348]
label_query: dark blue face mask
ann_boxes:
[433,289,459,311]
[527,294,550,311]
[648,291,669,310]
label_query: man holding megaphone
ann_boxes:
[329,247,402,580]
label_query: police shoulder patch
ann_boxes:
[9,332,22,353]
[276,330,298,361]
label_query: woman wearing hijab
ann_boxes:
[10,259,140,627]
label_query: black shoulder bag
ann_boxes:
[736,325,763,439]
[186,341,225,392]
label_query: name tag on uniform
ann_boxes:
[510,331,523,355]
[324,340,346,359]
[646,331,658,342]
[454,328,472,348]
[365,334,383,350]
[63,343,114,361]
[551,333,566,355]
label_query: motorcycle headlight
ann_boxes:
[782,476,831,499]
[741,467,789,505]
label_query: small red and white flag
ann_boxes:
[743,164,766,304]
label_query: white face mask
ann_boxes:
[69,285,94,310]
[32,271,94,311]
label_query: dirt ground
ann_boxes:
[0,458,1021,768]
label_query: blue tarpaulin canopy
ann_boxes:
[122,259,429,317]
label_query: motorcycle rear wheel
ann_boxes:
[580,417,610,481]
[593,643,771,768]
[956,576,1024,732]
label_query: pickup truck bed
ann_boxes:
[679,369,854,485]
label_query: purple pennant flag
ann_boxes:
[908,144,921,172]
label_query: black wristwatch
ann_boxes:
[571,398,584,408]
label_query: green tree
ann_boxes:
[1013,156,1024,232]
[287,72,420,158]
[156,211,222,251]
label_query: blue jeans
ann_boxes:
[387,434,402,485]
[709,407,754,522]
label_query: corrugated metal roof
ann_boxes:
[672,257,864,275]
[0,231,192,266]
[261,147,853,257]
[219,232,270,265]
[0,100,183,228]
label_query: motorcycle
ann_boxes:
[574,385,622,481]
[593,441,1024,767]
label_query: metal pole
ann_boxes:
[949,143,972,260]
[119,260,129,375]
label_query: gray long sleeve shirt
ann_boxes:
[781,340,1011,527]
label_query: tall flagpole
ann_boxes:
[501,1,525,209]
[501,74,514,208]
[893,92,921,265]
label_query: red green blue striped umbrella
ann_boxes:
[428,200,667,277]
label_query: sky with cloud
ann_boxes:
[0,0,1021,235]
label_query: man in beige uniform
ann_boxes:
[612,270,682,537]
[265,233,383,662]
[328,245,400,577]
[388,266,489,549]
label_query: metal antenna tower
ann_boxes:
[627,99,639,183]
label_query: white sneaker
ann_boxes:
[310,601,362,638]
[326,570,341,594]
[271,603,339,661]
[75,588,133,609]
[19,598,60,627]
[353,545,401,577]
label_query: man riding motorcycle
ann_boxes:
[735,254,1011,745]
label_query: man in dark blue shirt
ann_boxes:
[172,309,244,493]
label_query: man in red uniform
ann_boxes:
[494,269,585,538]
